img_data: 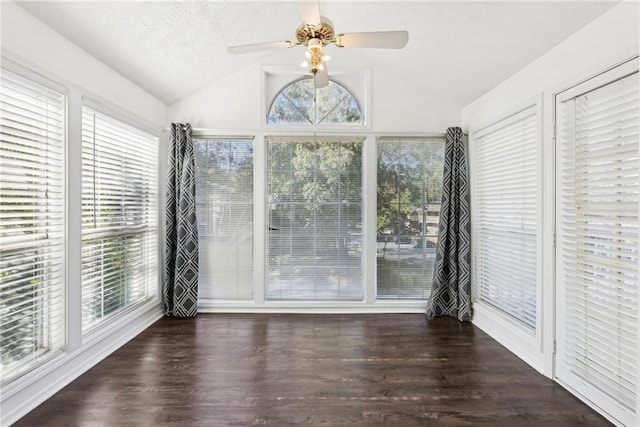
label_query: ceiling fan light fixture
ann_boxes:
[227,1,409,88]
[305,37,326,76]
[307,37,323,53]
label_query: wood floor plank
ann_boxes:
[14,314,611,426]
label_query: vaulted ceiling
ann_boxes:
[16,1,618,105]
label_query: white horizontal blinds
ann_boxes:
[556,66,638,424]
[81,106,158,332]
[193,138,254,300]
[473,105,538,329]
[266,136,364,300]
[376,137,445,299]
[0,67,65,382]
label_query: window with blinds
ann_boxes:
[472,105,539,329]
[376,137,445,299]
[555,60,638,426]
[193,138,253,300]
[0,66,65,382]
[81,104,158,333]
[266,137,363,300]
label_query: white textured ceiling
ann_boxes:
[16,1,618,105]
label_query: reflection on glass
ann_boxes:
[268,78,362,125]
[194,139,254,300]
[376,138,445,299]
[266,137,364,300]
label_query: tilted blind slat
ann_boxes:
[556,67,638,423]
[472,106,539,330]
[375,137,445,300]
[193,138,254,301]
[267,138,364,301]
[81,106,158,333]
[0,66,66,383]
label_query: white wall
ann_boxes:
[1,2,167,127]
[462,2,639,127]
[462,2,638,425]
[168,49,460,133]
[1,3,168,425]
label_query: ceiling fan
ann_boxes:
[227,0,409,88]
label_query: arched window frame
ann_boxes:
[266,76,364,127]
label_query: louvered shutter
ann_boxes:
[0,66,65,381]
[81,104,158,332]
[472,105,539,329]
[266,137,363,300]
[193,138,254,300]
[555,60,638,426]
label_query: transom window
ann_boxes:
[267,77,362,125]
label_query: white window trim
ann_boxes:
[261,65,372,131]
[82,96,161,138]
[0,59,68,384]
[80,100,161,337]
[192,130,445,313]
[468,96,545,373]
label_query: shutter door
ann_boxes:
[555,59,638,426]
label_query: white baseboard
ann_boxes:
[472,303,545,375]
[197,301,427,314]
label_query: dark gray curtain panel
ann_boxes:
[425,127,472,322]
[163,123,199,317]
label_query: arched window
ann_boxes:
[267,77,362,125]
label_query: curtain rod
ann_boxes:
[163,126,250,132]
[162,127,449,138]
[162,126,255,139]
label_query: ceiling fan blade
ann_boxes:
[299,0,322,26]
[335,31,409,49]
[313,65,329,89]
[227,40,295,55]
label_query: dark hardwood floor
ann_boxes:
[15,314,611,426]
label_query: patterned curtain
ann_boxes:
[163,123,199,317]
[425,127,472,322]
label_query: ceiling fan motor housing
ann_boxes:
[296,17,335,46]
